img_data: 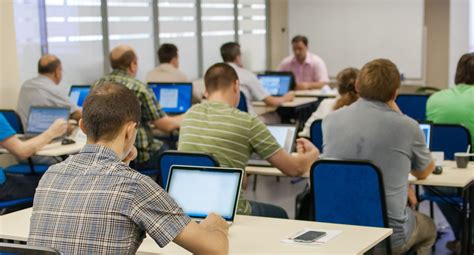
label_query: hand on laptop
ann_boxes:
[46,119,68,139]
[123,146,138,165]
[200,213,229,236]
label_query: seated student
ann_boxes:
[93,45,183,174]
[146,43,203,103]
[299,67,359,137]
[278,35,329,90]
[0,115,66,202]
[178,63,319,218]
[16,55,82,127]
[220,42,295,121]
[425,52,474,252]
[28,83,229,254]
[322,59,436,255]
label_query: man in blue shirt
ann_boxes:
[0,114,67,202]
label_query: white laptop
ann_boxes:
[248,125,297,167]
[166,165,244,224]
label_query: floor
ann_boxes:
[244,175,458,255]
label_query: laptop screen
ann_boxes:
[267,125,296,153]
[257,74,292,96]
[69,85,91,107]
[167,166,243,221]
[26,107,70,134]
[419,123,431,148]
[148,83,193,114]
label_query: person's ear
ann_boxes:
[79,119,87,134]
[234,80,240,93]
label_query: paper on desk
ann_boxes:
[281,228,342,246]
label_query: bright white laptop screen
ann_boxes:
[167,166,242,221]
[257,74,292,96]
[419,123,431,148]
[267,125,296,152]
[26,107,69,134]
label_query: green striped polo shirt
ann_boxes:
[178,101,282,215]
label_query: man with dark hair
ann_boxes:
[93,45,183,174]
[322,59,436,254]
[179,63,319,218]
[28,83,229,254]
[426,52,474,252]
[278,35,329,90]
[17,54,82,127]
[220,42,295,122]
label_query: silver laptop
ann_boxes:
[166,165,243,224]
[22,106,70,139]
[248,125,297,167]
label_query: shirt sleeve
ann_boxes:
[48,90,80,114]
[248,116,282,159]
[247,72,270,101]
[277,57,290,72]
[411,123,433,171]
[313,56,330,83]
[0,114,16,142]
[140,86,167,122]
[129,176,191,247]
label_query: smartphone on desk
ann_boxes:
[293,230,327,243]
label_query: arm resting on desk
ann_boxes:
[411,161,435,180]
[153,115,183,133]
[263,92,295,107]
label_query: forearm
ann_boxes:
[264,96,285,107]
[195,230,228,255]
[3,132,54,160]
[154,115,183,133]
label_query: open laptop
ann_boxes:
[166,165,243,224]
[148,82,193,115]
[257,73,293,96]
[69,85,91,107]
[419,123,432,149]
[248,125,297,166]
[22,106,70,139]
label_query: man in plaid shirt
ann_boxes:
[28,83,229,254]
[92,45,183,175]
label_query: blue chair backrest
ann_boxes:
[431,124,472,160]
[158,151,220,188]
[311,160,388,228]
[0,110,23,134]
[395,94,430,121]
[237,91,248,112]
[310,119,323,151]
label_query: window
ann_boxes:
[238,0,266,72]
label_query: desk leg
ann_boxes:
[462,181,473,255]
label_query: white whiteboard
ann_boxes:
[288,0,424,79]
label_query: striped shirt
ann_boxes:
[28,144,191,254]
[178,101,282,214]
[92,70,166,164]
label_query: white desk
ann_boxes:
[252,97,318,115]
[0,141,85,157]
[295,89,338,98]
[0,208,392,255]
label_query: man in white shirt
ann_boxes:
[220,42,295,119]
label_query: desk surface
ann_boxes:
[0,208,391,255]
[295,89,338,98]
[252,97,318,108]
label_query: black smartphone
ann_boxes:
[293,231,327,243]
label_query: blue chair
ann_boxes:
[158,151,220,188]
[0,170,34,214]
[309,119,323,151]
[431,124,472,160]
[395,94,430,121]
[0,110,49,175]
[237,91,248,112]
[0,243,61,255]
[311,159,391,254]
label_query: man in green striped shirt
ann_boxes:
[178,63,319,218]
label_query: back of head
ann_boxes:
[357,59,400,102]
[82,83,140,142]
[291,35,308,47]
[220,42,241,62]
[38,55,61,75]
[334,67,360,110]
[158,43,178,64]
[454,53,474,85]
[110,45,137,71]
[204,63,239,94]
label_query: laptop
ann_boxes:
[23,106,70,139]
[148,82,193,115]
[419,123,432,149]
[166,165,243,224]
[248,125,297,166]
[257,73,293,96]
[69,85,91,107]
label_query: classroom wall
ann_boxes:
[0,0,21,109]
[269,0,289,69]
[449,0,470,87]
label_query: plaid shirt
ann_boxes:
[28,144,191,254]
[92,70,166,163]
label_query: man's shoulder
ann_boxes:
[95,74,147,92]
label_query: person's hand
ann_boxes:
[283,91,295,102]
[298,82,311,90]
[296,138,320,158]
[200,213,229,236]
[407,185,418,209]
[123,146,138,165]
[46,119,68,139]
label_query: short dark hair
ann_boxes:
[38,57,61,74]
[82,83,140,142]
[204,63,239,94]
[158,43,178,64]
[454,53,474,85]
[110,50,137,71]
[357,59,400,102]
[220,42,241,62]
[291,35,308,46]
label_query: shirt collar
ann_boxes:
[357,98,394,111]
[36,74,56,85]
[111,69,132,78]
[80,144,122,162]
[158,63,177,71]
